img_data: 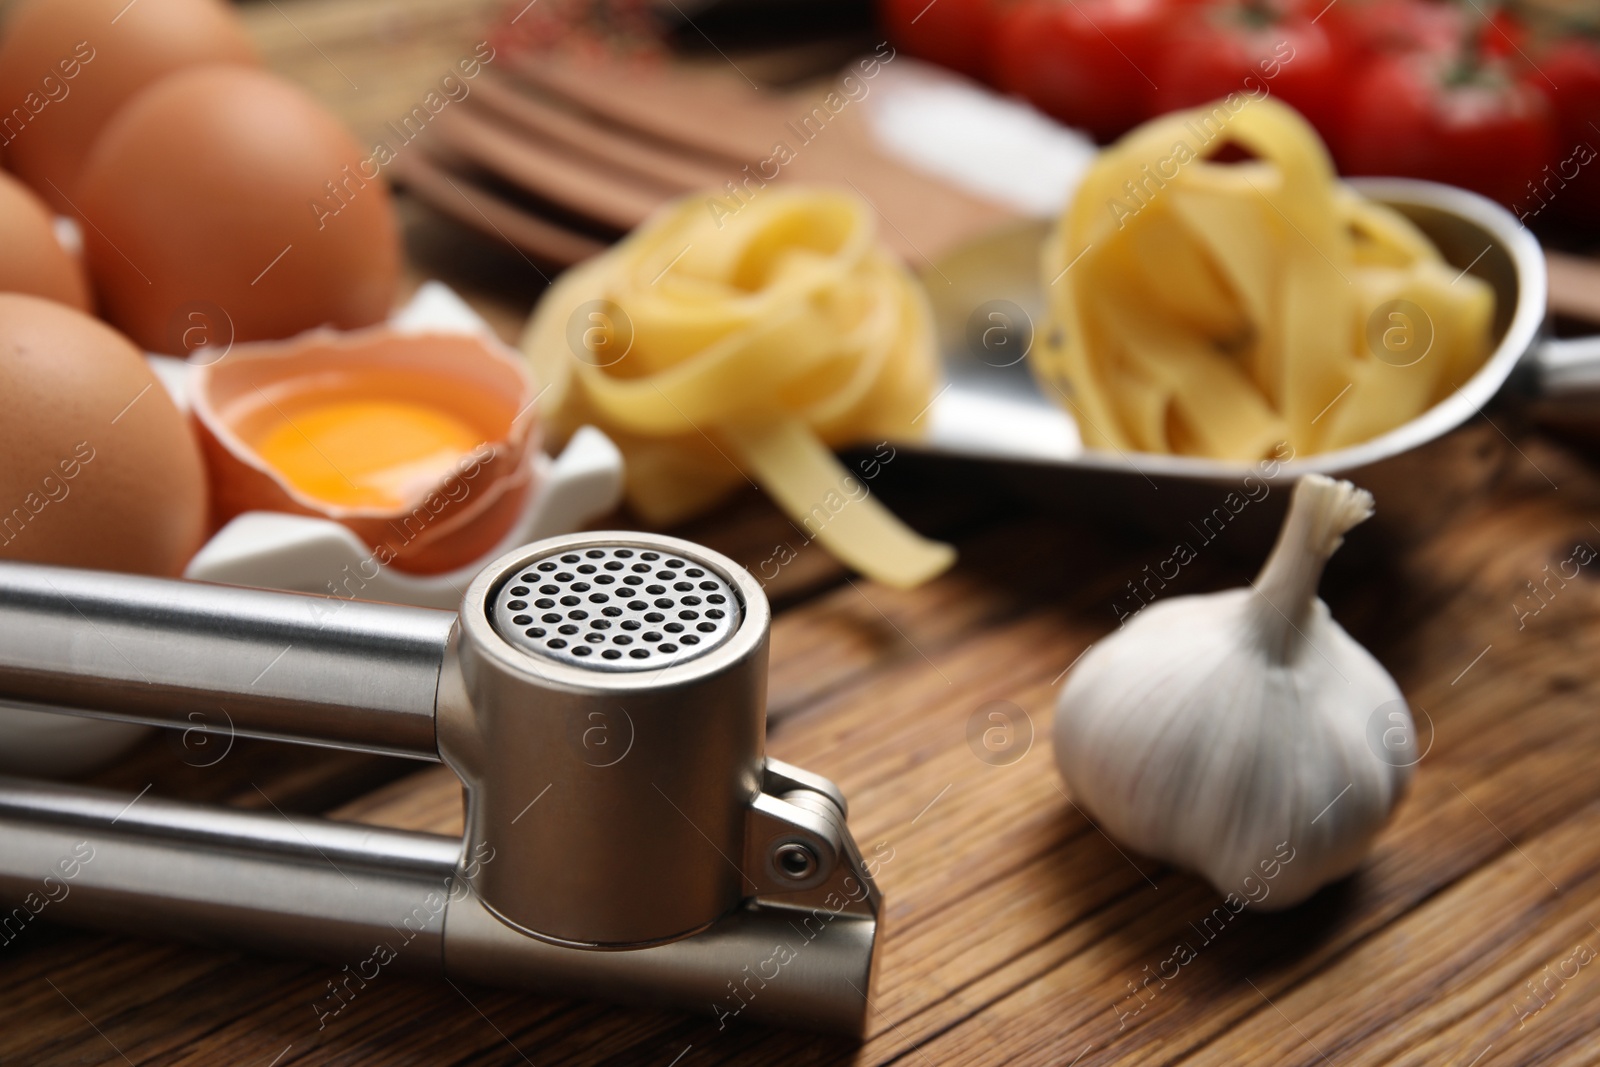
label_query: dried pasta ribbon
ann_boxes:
[1034,96,1495,460]
[724,418,955,589]
[520,186,955,589]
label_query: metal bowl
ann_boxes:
[916,177,1551,483]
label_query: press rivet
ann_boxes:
[775,842,817,881]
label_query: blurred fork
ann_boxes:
[391,49,1017,270]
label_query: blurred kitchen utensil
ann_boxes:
[392,50,1014,268]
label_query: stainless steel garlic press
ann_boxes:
[0,532,881,1034]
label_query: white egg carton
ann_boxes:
[0,282,625,776]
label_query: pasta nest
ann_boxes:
[1034,95,1495,461]
[521,185,954,588]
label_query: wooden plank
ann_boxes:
[8,1,1600,1063]
[8,417,1600,1067]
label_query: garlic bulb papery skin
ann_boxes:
[1055,474,1414,910]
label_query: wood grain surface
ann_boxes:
[5,2,1600,1064]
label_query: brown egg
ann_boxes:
[0,0,259,212]
[76,66,401,354]
[0,167,89,309]
[0,293,208,575]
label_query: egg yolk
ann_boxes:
[251,398,481,510]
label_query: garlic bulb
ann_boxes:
[1055,474,1412,909]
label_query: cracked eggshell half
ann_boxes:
[190,324,541,575]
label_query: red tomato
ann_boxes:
[988,0,1171,143]
[1150,1,1341,137]
[1317,0,1463,66]
[1521,36,1600,226]
[1338,48,1557,208]
[1478,5,1530,62]
[879,0,1003,79]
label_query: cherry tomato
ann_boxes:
[1150,1,1341,137]
[1338,47,1557,208]
[879,0,1004,79]
[1520,36,1600,226]
[988,0,1172,143]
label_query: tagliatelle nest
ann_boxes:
[520,185,955,589]
[1033,96,1495,461]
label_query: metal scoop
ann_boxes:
[0,532,880,1034]
[917,177,1587,481]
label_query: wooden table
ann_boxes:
[6,2,1600,1063]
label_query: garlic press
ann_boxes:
[0,532,880,1034]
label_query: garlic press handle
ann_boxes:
[0,561,454,760]
[0,774,461,969]
[0,775,878,1035]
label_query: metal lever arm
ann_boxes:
[0,776,878,1034]
[0,561,455,760]
[0,775,460,968]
